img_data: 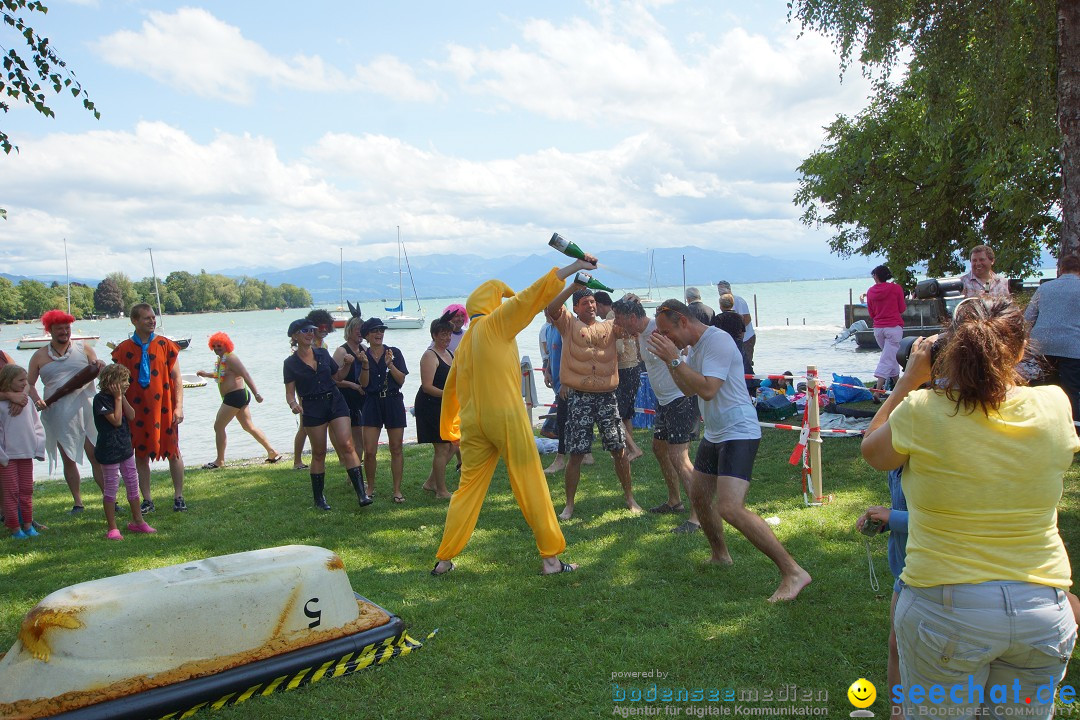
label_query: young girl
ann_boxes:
[93,364,155,540]
[0,364,45,539]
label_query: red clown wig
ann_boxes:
[207,332,235,353]
[41,310,75,332]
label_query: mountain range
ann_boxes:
[3,247,871,304]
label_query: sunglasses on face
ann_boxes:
[298,328,315,334]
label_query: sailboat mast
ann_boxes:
[339,247,344,309]
[397,226,404,308]
[148,248,165,331]
[64,238,70,314]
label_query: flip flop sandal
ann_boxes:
[430,561,454,577]
[392,495,406,504]
[540,560,577,576]
[265,455,284,464]
[201,462,221,470]
[648,502,684,514]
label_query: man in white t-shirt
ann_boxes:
[717,281,755,371]
[613,296,701,534]
[648,299,811,602]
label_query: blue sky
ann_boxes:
[0,0,874,279]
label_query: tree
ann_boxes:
[17,278,51,318]
[280,283,312,309]
[2,1,100,219]
[105,271,137,312]
[165,270,195,311]
[795,70,1059,281]
[0,276,22,319]
[93,276,123,315]
[789,0,1076,264]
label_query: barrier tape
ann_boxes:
[158,632,422,720]
[760,422,863,436]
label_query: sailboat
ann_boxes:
[331,247,348,329]
[382,226,424,330]
[16,239,100,350]
[637,249,662,308]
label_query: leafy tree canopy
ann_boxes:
[789,0,1063,273]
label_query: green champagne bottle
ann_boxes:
[549,232,586,261]
[574,271,614,293]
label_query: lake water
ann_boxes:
[0,275,937,476]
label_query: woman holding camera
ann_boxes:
[861,298,1078,718]
[865,264,905,402]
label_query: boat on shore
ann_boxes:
[843,296,959,350]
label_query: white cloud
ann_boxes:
[94,8,442,103]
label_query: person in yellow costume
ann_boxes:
[431,254,599,576]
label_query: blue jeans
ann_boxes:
[894,582,1076,719]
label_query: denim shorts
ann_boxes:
[894,581,1076,719]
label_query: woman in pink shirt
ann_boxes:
[866,265,906,402]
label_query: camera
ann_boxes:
[859,517,884,537]
[895,333,947,370]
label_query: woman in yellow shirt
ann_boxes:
[861,298,1078,718]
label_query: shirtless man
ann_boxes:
[196,332,280,468]
[545,285,640,520]
[26,310,105,513]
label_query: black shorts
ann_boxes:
[693,438,759,482]
[616,366,641,420]
[301,390,351,427]
[222,388,251,409]
[653,395,697,445]
[361,392,408,430]
[565,388,624,455]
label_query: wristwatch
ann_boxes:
[669,358,682,369]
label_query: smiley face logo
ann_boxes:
[847,678,876,709]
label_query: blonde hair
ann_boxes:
[719,293,735,311]
[0,364,27,393]
[98,363,131,390]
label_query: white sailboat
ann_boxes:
[638,249,662,308]
[331,247,348,329]
[383,226,424,330]
[16,239,100,350]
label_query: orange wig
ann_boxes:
[207,332,235,353]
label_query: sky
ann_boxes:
[0,0,876,280]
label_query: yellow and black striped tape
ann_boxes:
[158,632,422,719]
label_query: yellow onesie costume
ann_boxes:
[436,268,567,561]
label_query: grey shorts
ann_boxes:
[693,438,759,481]
[653,395,697,445]
[615,366,641,420]
[565,388,625,455]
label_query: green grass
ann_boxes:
[2,430,1078,718]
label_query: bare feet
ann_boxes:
[768,569,812,603]
[708,553,734,566]
[626,447,644,463]
[544,458,565,475]
[422,481,436,493]
[626,498,643,514]
[435,492,453,499]
[558,505,574,520]
[582,453,595,466]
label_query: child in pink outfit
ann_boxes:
[0,365,45,539]
[93,364,155,540]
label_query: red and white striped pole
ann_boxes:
[806,365,824,503]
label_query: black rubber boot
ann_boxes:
[311,473,331,511]
[348,466,372,507]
